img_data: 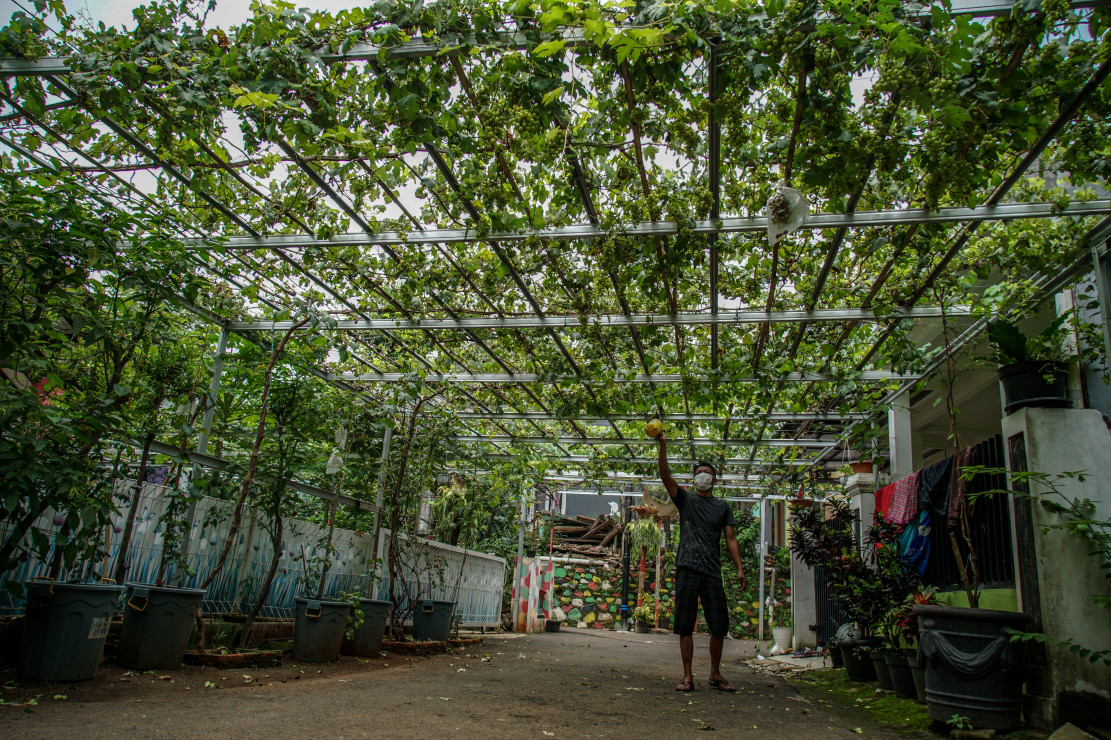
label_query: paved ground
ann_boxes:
[1,628,907,739]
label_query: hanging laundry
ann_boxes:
[918,456,955,517]
[874,483,896,521]
[898,509,932,578]
[888,471,920,528]
[948,447,975,528]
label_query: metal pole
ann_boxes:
[757,497,768,646]
[1093,241,1111,369]
[368,426,392,597]
[513,491,527,632]
[195,326,229,458]
[621,494,631,629]
[174,326,228,586]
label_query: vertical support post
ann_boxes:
[888,395,913,479]
[512,492,527,632]
[708,44,721,378]
[173,326,228,586]
[1093,241,1111,374]
[757,497,767,644]
[368,426,392,598]
[621,494,631,629]
[1055,291,1086,407]
[196,326,229,459]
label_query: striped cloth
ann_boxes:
[887,470,921,528]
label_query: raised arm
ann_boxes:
[657,431,679,499]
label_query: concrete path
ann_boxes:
[1,628,903,739]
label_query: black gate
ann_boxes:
[923,436,1015,590]
[813,564,852,645]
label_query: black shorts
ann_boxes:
[673,566,729,638]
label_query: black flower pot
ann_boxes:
[829,643,844,669]
[998,361,1070,414]
[839,637,881,682]
[869,648,894,690]
[907,654,927,703]
[914,605,1030,731]
[885,652,918,700]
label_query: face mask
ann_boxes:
[693,472,714,492]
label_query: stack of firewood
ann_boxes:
[550,514,623,556]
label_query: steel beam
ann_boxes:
[444,453,816,467]
[335,370,915,384]
[145,440,376,511]
[446,435,837,448]
[230,305,969,331]
[170,200,1111,251]
[7,1,1108,76]
[453,411,865,422]
[439,468,813,483]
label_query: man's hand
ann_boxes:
[656,430,666,442]
[737,570,747,593]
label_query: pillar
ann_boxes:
[1002,407,1111,728]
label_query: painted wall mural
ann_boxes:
[0,481,505,626]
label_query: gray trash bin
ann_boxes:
[411,600,455,641]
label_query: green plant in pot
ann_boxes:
[789,499,917,682]
[911,462,1032,731]
[986,317,1075,414]
[631,601,655,633]
[116,341,208,671]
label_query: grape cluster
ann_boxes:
[474,99,543,152]
[872,64,916,95]
[767,191,791,225]
[1040,0,1070,25]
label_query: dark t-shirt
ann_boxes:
[673,486,737,576]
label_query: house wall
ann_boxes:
[1002,408,1111,728]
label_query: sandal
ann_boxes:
[676,679,695,692]
[707,678,736,692]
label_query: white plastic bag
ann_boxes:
[766,182,809,246]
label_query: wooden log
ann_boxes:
[582,515,609,538]
[598,524,621,548]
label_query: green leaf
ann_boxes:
[233,91,280,109]
[542,86,565,106]
[532,40,566,58]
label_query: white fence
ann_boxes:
[0,481,505,626]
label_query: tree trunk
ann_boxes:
[314,498,337,599]
[0,501,50,575]
[237,510,283,648]
[113,434,154,585]
[199,319,308,592]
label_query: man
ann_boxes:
[656,430,746,692]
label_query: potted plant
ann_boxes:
[116,342,207,671]
[849,459,874,475]
[790,500,916,682]
[657,602,673,631]
[889,587,938,703]
[986,317,1074,414]
[0,202,184,680]
[769,600,793,653]
[631,602,655,634]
